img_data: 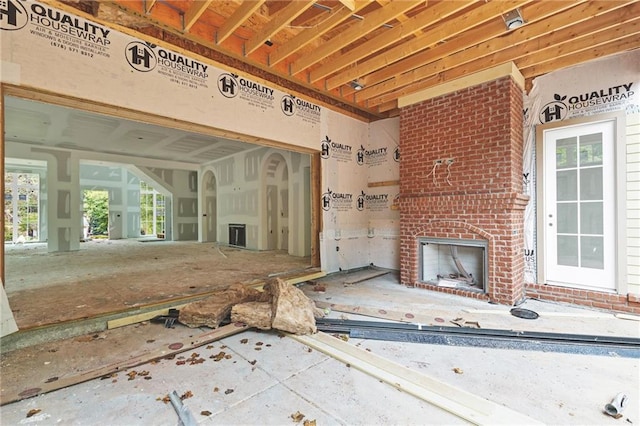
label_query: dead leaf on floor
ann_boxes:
[181,390,193,400]
[206,345,214,349]
[127,371,138,380]
[256,342,264,346]
[159,395,171,404]
[211,352,226,362]
[312,284,326,292]
[303,420,317,426]
[291,411,305,422]
[249,360,257,365]
[213,387,219,392]
[453,368,464,374]
[201,411,212,416]
[224,389,234,395]
[100,373,118,380]
[332,334,349,342]
[240,338,249,344]
[26,409,41,418]
[45,376,58,383]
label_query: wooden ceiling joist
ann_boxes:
[363,0,635,108]
[269,1,370,67]
[289,0,424,76]
[216,1,266,45]
[183,0,213,32]
[244,1,315,56]
[309,0,478,84]
[326,0,534,91]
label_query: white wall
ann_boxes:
[627,112,640,294]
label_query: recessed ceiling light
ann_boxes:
[350,80,364,91]
[503,9,524,30]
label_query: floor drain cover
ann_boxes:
[510,308,539,320]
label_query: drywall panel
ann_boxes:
[0,281,18,337]
[0,0,322,152]
[524,50,640,295]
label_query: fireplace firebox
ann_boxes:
[419,237,488,292]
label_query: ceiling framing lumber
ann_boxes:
[48,0,638,119]
[182,0,212,32]
[216,0,266,45]
[244,1,315,56]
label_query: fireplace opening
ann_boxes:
[419,238,488,292]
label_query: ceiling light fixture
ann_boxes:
[350,80,364,91]
[503,9,524,30]
[264,39,273,47]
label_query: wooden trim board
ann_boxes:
[314,301,438,326]
[343,269,390,284]
[1,323,249,406]
[290,332,542,425]
[463,308,615,319]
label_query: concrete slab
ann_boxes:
[1,272,638,425]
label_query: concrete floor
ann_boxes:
[1,272,638,425]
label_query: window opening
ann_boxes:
[140,181,165,238]
[4,172,40,243]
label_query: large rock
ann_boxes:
[267,278,317,335]
[231,301,273,330]
[178,283,266,328]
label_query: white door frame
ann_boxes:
[535,112,627,293]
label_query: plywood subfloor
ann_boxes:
[4,239,311,329]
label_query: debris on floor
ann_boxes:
[178,283,269,328]
[233,278,320,335]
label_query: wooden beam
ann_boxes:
[311,152,322,267]
[365,0,632,108]
[310,0,476,83]
[338,0,356,11]
[289,1,424,75]
[217,0,266,44]
[244,1,315,56]
[520,34,640,80]
[144,0,157,14]
[326,0,533,91]
[1,323,249,406]
[269,1,369,66]
[290,332,543,424]
[515,14,640,69]
[183,0,213,32]
[344,0,578,98]
[368,180,399,188]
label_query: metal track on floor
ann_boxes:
[315,318,640,358]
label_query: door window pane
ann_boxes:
[581,236,604,269]
[557,236,579,267]
[557,170,577,201]
[580,167,603,200]
[580,202,603,235]
[556,137,577,168]
[579,133,603,166]
[557,203,577,234]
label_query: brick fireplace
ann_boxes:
[399,75,529,305]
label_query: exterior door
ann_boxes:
[543,119,615,290]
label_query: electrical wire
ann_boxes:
[425,162,440,186]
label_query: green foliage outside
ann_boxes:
[84,190,109,236]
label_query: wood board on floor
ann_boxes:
[289,332,543,425]
[342,268,390,284]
